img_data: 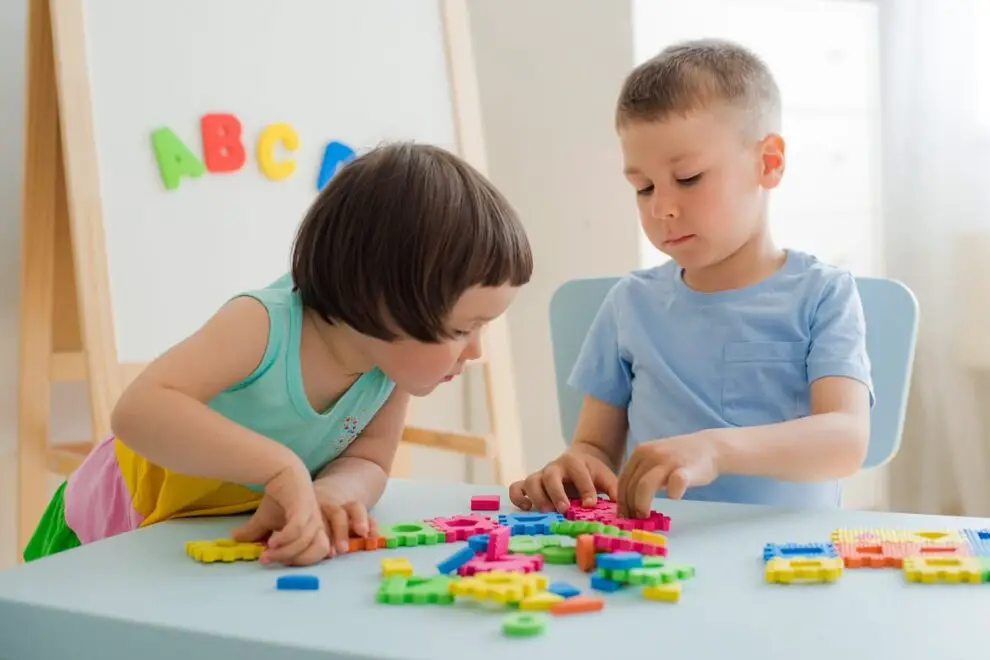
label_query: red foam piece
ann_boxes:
[457,553,544,576]
[592,533,668,557]
[427,514,501,542]
[564,497,671,532]
[486,526,511,561]
[471,495,501,511]
[612,511,671,532]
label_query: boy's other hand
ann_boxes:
[616,431,721,518]
[508,449,618,514]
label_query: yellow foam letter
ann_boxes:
[257,122,299,181]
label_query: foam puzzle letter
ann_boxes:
[151,128,205,190]
[257,123,299,181]
[201,113,246,173]
[317,140,356,190]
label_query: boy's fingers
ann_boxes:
[592,463,619,503]
[568,464,598,506]
[523,474,553,512]
[508,481,531,509]
[541,464,571,513]
[665,467,691,500]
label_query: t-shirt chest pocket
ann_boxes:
[721,340,809,427]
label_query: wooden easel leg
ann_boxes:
[17,0,60,557]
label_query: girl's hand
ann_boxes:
[508,448,619,513]
[257,463,330,566]
[314,483,378,556]
[616,431,722,518]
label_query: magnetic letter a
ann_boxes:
[151,127,206,190]
[201,113,247,173]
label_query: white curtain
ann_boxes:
[876,0,990,515]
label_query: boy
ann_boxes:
[509,38,874,517]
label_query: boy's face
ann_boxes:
[368,284,519,397]
[618,106,784,271]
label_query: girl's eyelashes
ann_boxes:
[635,184,654,196]
[676,173,703,186]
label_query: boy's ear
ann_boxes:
[758,133,786,189]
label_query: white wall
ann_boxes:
[467,0,641,471]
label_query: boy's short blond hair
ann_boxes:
[616,38,781,140]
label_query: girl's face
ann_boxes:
[365,284,519,396]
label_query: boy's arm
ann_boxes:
[111,296,308,486]
[715,272,873,480]
[313,388,411,509]
[566,283,632,470]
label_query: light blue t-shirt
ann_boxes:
[568,250,874,508]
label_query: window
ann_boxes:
[976,1,990,129]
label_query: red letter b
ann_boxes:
[201,113,246,173]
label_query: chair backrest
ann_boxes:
[548,274,918,470]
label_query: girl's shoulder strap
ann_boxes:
[225,273,300,390]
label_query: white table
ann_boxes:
[1,478,988,659]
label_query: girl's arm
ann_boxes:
[313,388,412,509]
[110,296,307,486]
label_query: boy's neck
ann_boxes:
[681,229,786,293]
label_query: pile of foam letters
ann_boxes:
[765,527,990,585]
[187,494,691,637]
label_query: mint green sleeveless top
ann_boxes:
[208,274,396,492]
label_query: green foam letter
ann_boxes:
[151,127,206,190]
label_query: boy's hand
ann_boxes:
[616,431,722,517]
[314,482,378,556]
[257,463,330,566]
[508,448,618,513]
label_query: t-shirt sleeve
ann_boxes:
[567,284,633,408]
[807,272,875,406]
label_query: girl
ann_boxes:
[24,142,533,567]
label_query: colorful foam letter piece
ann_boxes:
[502,612,548,637]
[471,495,501,511]
[276,574,319,590]
[763,542,839,562]
[498,511,564,535]
[379,521,446,548]
[519,591,565,611]
[549,595,604,615]
[316,140,356,190]
[257,122,299,181]
[830,528,903,544]
[450,571,548,604]
[486,526,511,561]
[642,582,681,603]
[348,535,386,552]
[458,553,544,577]
[597,551,644,571]
[902,556,987,584]
[964,528,990,556]
[377,575,456,605]
[835,541,919,568]
[151,127,205,190]
[436,546,477,575]
[548,582,581,599]
[541,545,577,565]
[381,557,414,577]
[592,532,667,557]
[200,113,246,173]
[185,538,264,563]
[590,574,623,592]
[427,514,501,542]
[765,557,843,584]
